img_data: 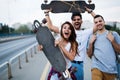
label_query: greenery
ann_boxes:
[0,23,33,34]
[0,24,15,33]
[14,24,31,33]
[105,24,120,35]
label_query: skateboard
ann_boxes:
[41,1,95,13]
[33,20,66,72]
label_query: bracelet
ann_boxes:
[88,10,93,13]
[44,11,49,16]
[44,11,49,14]
[45,13,49,16]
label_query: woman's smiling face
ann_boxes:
[62,24,71,40]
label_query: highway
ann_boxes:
[0,36,37,65]
[0,35,51,80]
[0,35,92,80]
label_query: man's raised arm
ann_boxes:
[85,7,97,33]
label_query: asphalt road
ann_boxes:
[0,36,37,65]
[0,35,92,80]
[0,51,92,80]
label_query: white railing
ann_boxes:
[0,43,38,79]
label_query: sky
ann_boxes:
[0,0,120,27]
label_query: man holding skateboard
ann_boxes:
[44,7,97,80]
[70,9,97,80]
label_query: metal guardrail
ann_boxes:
[0,35,35,43]
[0,43,38,79]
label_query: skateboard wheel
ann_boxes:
[88,0,92,3]
[44,0,48,3]
[32,25,37,33]
[33,20,41,33]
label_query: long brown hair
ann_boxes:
[60,21,78,54]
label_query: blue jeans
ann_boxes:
[72,61,84,80]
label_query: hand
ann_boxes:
[54,38,61,47]
[85,6,93,13]
[90,34,96,44]
[38,45,43,51]
[107,31,114,42]
[54,38,63,48]
[55,40,59,47]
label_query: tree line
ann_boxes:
[0,23,120,35]
[0,23,33,34]
[105,24,120,35]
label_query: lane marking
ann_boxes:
[40,61,50,80]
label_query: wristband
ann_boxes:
[44,11,49,14]
[44,12,49,16]
[88,10,93,13]
[45,13,49,16]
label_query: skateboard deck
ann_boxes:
[41,1,95,13]
[33,20,66,72]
